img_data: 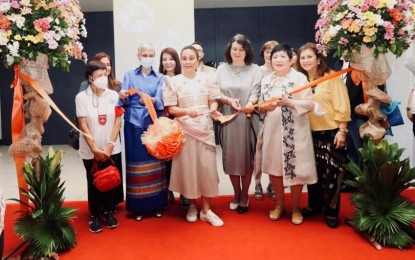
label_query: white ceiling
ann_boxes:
[80,0,319,12]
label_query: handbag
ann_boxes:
[92,159,121,192]
[380,101,404,127]
[68,117,79,150]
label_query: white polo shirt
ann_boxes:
[75,87,122,160]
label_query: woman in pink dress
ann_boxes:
[162,46,224,227]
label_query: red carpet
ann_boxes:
[3,191,415,259]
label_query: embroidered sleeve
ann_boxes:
[209,77,221,100]
[162,77,178,107]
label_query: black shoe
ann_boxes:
[301,207,322,217]
[168,191,175,206]
[326,216,339,229]
[103,212,119,229]
[89,215,103,233]
[237,200,249,214]
[267,183,277,201]
[180,195,190,208]
[237,205,249,214]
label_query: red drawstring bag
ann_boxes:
[92,159,121,192]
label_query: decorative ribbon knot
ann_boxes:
[350,70,368,103]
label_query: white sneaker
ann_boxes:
[186,204,198,222]
[200,210,224,227]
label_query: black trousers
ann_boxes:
[307,130,347,218]
[83,153,122,216]
[412,114,415,137]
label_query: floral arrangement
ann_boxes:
[0,0,87,71]
[315,0,415,58]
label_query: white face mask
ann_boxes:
[141,57,154,69]
[93,76,109,89]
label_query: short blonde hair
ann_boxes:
[137,43,155,56]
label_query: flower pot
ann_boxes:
[349,45,391,86]
[20,53,53,94]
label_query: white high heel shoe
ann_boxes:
[229,202,238,210]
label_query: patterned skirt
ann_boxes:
[124,120,167,214]
[312,129,348,210]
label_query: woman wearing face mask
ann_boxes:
[162,45,224,227]
[78,52,124,211]
[118,43,167,221]
[75,61,123,233]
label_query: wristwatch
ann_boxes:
[407,107,411,112]
[108,140,116,146]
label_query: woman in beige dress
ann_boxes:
[162,45,224,227]
[257,44,317,225]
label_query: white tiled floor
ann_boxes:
[0,144,272,201]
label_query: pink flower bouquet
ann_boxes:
[315,0,415,58]
[0,0,87,71]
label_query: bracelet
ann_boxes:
[108,140,116,146]
[338,128,348,134]
[407,107,411,112]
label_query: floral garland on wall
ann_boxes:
[0,0,87,71]
[315,0,415,58]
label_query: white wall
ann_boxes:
[113,0,195,79]
[385,46,415,166]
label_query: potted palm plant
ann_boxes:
[345,137,415,249]
[10,147,77,258]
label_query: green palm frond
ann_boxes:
[347,137,415,249]
[13,147,77,257]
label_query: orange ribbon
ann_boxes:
[350,70,368,103]
[10,65,28,213]
[250,67,355,108]
[16,68,91,138]
[10,65,93,212]
[127,88,157,122]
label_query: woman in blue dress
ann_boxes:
[118,43,167,220]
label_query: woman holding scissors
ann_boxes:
[256,44,317,225]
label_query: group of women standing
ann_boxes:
[75,33,351,233]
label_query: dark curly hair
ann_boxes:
[224,34,254,65]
